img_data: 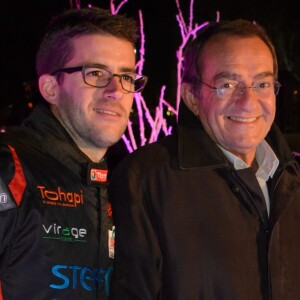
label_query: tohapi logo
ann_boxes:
[37,186,84,208]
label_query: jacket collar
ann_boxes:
[177,101,229,169]
[22,101,108,177]
[177,100,296,170]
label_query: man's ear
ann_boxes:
[181,83,199,116]
[38,74,59,104]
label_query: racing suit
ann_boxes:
[0,101,113,300]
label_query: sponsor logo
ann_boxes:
[50,264,112,296]
[108,226,115,259]
[42,223,87,243]
[0,193,7,204]
[90,168,107,183]
[107,203,112,217]
[37,186,84,208]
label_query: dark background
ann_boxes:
[1,0,300,151]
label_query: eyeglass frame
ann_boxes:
[51,64,148,93]
[198,79,281,98]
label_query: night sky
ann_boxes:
[1,0,300,131]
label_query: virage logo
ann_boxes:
[42,223,87,243]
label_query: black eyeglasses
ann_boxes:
[51,64,148,93]
[199,80,281,99]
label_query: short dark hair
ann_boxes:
[36,7,139,77]
[182,19,278,89]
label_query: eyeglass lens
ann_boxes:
[83,66,146,92]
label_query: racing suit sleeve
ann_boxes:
[0,144,24,274]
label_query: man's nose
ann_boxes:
[237,85,256,97]
[107,74,124,92]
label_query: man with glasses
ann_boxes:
[0,7,146,300]
[109,20,300,299]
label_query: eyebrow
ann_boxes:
[86,63,136,73]
[213,71,275,82]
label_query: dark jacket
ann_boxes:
[109,101,300,300]
[0,102,113,300]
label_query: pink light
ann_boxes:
[119,0,213,152]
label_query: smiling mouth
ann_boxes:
[228,116,257,122]
[94,109,118,116]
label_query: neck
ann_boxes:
[79,146,107,163]
[50,105,107,163]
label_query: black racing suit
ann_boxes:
[0,101,114,300]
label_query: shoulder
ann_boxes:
[0,132,26,211]
[0,128,32,148]
[120,134,176,168]
[0,130,35,196]
[0,126,43,161]
[109,135,177,183]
